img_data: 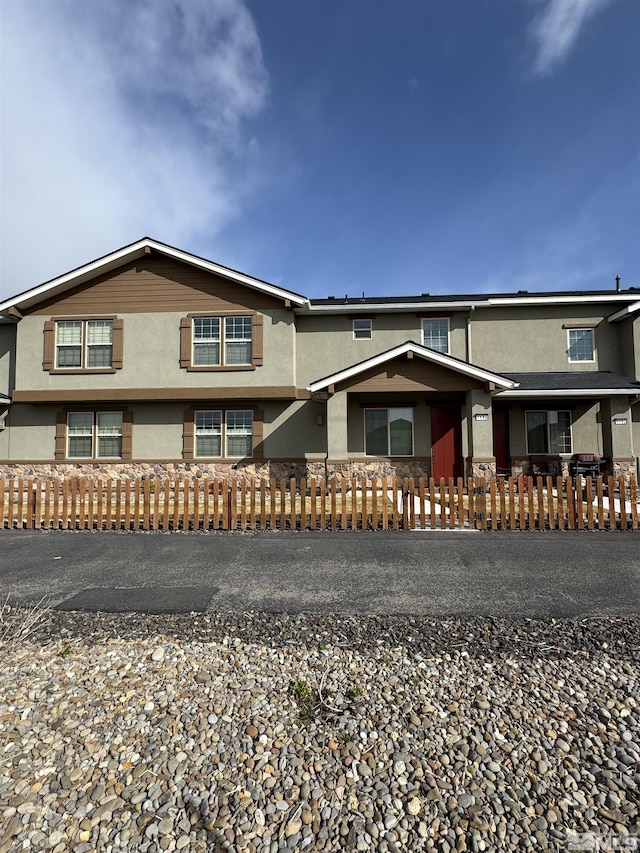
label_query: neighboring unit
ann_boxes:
[0,238,638,481]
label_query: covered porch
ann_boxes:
[307,341,516,480]
[493,371,640,481]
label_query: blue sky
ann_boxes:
[1,0,638,300]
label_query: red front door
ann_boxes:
[492,407,510,473]
[431,406,462,480]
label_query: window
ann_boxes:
[195,409,253,458]
[193,318,220,366]
[225,316,252,364]
[57,320,113,368]
[365,407,413,456]
[67,411,123,458]
[193,316,252,366]
[422,318,449,353]
[568,328,594,362]
[181,313,262,369]
[526,411,572,454]
[353,318,372,340]
[44,317,123,373]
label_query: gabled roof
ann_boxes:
[496,371,640,398]
[308,341,518,393]
[0,237,308,314]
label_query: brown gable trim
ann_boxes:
[13,387,309,403]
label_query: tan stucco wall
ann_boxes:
[0,400,323,463]
[1,404,56,461]
[470,306,624,373]
[15,309,296,391]
[296,313,468,387]
[619,317,636,381]
[0,324,16,397]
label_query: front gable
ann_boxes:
[0,238,307,316]
[309,341,517,394]
[334,355,485,392]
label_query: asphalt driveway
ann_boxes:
[1,528,638,617]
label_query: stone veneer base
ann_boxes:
[0,461,309,483]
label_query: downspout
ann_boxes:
[466,306,475,363]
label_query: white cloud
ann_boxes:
[529,0,614,75]
[0,0,270,297]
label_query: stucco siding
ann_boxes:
[1,405,57,461]
[0,324,15,397]
[14,309,296,391]
[296,313,468,387]
[0,401,323,463]
[262,401,326,457]
[470,306,624,373]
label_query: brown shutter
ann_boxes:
[252,408,264,459]
[180,317,192,368]
[112,318,124,369]
[55,410,67,460]
[252,314,263,367]
[121,409,133,460]
[43,321,56,371]
[183,408,195,460]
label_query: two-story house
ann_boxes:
[0,238,638,481]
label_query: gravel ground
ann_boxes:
[1,609,639,852]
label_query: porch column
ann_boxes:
[601,396,635,479]
[326,391,349,460]
[465,389,496,478]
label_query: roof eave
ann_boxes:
[496,388,639,398]
[607,301,640,323]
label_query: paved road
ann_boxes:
[0,529,638,618]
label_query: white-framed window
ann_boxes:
[526,410,572,454]
[353,318,372,340]
[56,319,113,369]
[195,409,253,458]
[364,407,414,456]
[422,318,449,354]
[67,411,123,458]
[192,316,252,367]
[193,317,220,366]
[567,328,595,363]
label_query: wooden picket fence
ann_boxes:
[0,474,638,531]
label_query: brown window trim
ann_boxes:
[44,316,124,374]
[562,322,599,329]
[180,311,263,371]
[183,406,264,461]
[55,407,132,462]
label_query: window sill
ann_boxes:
[48,368,118,375]
[193,457,254,462]
[65,458,123,462]
[184,365,256,372]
